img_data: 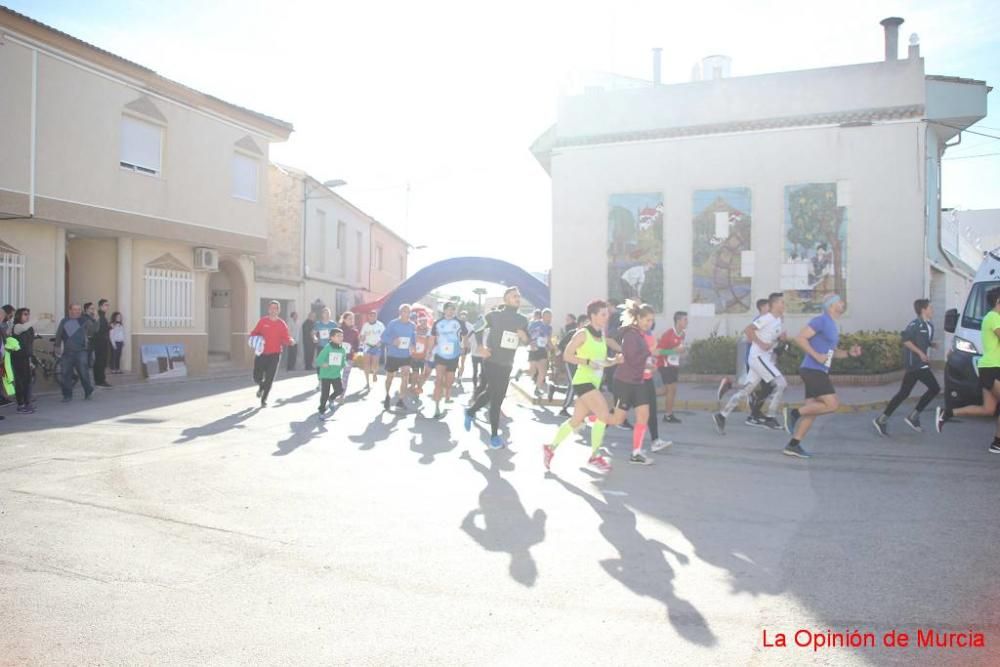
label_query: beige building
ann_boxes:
[0,7,292,374]
[370,219,410,299]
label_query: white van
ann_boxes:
[944,248,1000,407]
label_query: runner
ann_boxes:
[714,292,788,433]
[359,310,385,390]
[312,308,339,391]
[527,308,554,397]
[718,298,770,401]
[431,302,464,418]
[783,295,863,458]
[874,299,940,435]
[315,327,347,418]
[456,310,471,388]
[464,287,530,449]
[656,310,688,424]
[515,310,542,382]
[613,300,667,464]
[641,321,673,452]
[936,286,1000,454]
[542,299,625,472]
[468,314,488,392]
[381,304,416,411]
[338,311,361,397]
[557,314,587,417]
[249,300,295,407]
[410,314,432,396]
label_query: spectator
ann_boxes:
[11,307,35,413]
[109,311,126,374]
[54,303,97,402]
[302,311,316,371]
[92,299,112,388]
[0,305,12,408]
[286,312,299,371]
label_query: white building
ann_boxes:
[532,17,989,350]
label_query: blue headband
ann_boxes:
[823,295,842,309]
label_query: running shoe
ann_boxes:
[783,443,811,459]
[16,406,36,414]
[784,407,800,434]
[433,408,443,419]
[489,435,504,449]
[989,440,1000,455]
[873,415,889,437]
[395,398,406,410]
[761,417,783,431]
[558,408,571,417]
[712,412,726,435]
[588,454,612,473]
[717,377,732,402]
[383,395,391,411]
[629,452,654,465]
[650,439,672,453]
[935,406,946,433]
[445,398,454,404]
[543,444,555,470]
[745,415,765,427]
[260,399,267,408]
[903,413,923,432]
[464,410,474,432]
[661,414,681,424]
[84,390,93,401]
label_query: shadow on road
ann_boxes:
[549,472,717,647]
[272,415,328,456]
[348,412,404,451]
[174,407,260,444]
[409,414,457,464]
[459,449,545,587]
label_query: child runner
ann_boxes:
[359,310,385,390]
[542,299,626,472]
[936,286,1000,454]
[249,300,295,407]
[527,309,554,397]
[783,295,862,458]
[874,299,940,435]
[338,311,360,397]
[657,310,687,424]
[312,308,338,391]
[315,327,347,418]
[381,304,416,411]
[431,302,464,418]
[613,300,667,464]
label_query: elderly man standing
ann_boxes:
[54,303,97,402]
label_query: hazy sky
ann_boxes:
[8,0,1000,284]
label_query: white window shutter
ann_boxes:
[121,116,162,173]
[232,153,259,201]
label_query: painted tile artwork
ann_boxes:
[607,193,664,312]
[692,188,752,314]
[782,183,849,313]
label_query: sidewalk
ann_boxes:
[511,373,940,414]
[29,364,256,398]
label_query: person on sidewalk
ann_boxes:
[657,310,688,424]
[315,328,347,419]
[301,311,317,371]
[91,299,113,388]
[285,312,299,371]
[783,295,863,458]
[874,299,940,436]
[936,286,1000,453]
[54,303,97,402]
[249,300,295,407]
[108,311,126,374]
[11,308,36,413]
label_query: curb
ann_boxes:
[29,367,253,398]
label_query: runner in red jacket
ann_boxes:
[250,300,295,407]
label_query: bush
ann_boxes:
[687,330,903,376]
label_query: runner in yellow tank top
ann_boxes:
[543,299,626,473]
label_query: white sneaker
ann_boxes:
[651,439,673,453]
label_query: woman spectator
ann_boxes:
[10,308,35,413]
[109,311,126,374]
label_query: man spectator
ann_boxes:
[54,303,97,402]
[301,311,316,371]
[286,311,300,371]
[92,299,112,388]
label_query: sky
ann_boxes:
[7,0,1000,289]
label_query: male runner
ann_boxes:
[249,300,295,407]
[456,310,471,388]
[874,299,940,436]
[464,287,529,449]
[527,308,554,397]
[783,295,863,458]
[719,298,770,401]
[359,310,385,389]
[657,310,687,424]
[380,304,416,411]
[431,302,464,418]
[410,315,432,396]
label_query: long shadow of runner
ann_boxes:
[459,449,545,587]
[550,473,717,647]
[272,415,328,456]
[409,413,457,464]
[348,412,404,451]
[272,388,316,408]
[173,407,260,444]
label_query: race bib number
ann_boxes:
[415,342,425,353]
[319,329,331,340]
[398,337,411,350]
[667,354,680,367]
[536,337,548,348]
[440,342,455,356]
[824,350,834,368]
[328,351,343,367]
[343,343,352,355]
[500,331,519,350]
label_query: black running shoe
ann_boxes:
[989,441,1000,455]
[761,417,783,431]
[712,412,726,435]
[383,395,391,411]
[903,414,923,432]
[873,415,889,437]
[783,442,811,459]
[662,414,681,424]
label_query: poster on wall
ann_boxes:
[140,343,188,380]
[607,193,664,312]
[692,188,752,314]
[782,183,848,313]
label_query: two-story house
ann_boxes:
[0,7,292,374]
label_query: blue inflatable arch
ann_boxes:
[377,257,550,324]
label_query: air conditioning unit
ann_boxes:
[193,247,219,271]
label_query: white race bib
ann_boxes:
[343,343,352,355]
[319,328,331,340]
[667,354,680,367]
[415,342,425,353]
[500,331,519,350]
[398,337,411,350]
[440,342,455,356]
[536,337,547,348]
[328,351,343,367]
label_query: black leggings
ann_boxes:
[253,353,281,401]
[12,356,32,406]
[644,378,659,440]
[319,378,344,411]
[468,361,511,437]
[885,367,940,416]
[472,356,484,391]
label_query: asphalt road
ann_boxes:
[1,371,998,666]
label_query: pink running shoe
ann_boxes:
[543,445,555,470]
[587,454,612,473]
[586,415,597,424]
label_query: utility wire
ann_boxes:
[943,152,1000,161]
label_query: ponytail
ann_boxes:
[620,299,654,328]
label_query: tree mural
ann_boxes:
[783,183,848,313]
[692,189,752,314]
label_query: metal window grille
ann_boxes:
[0,252,25,307]
[143,267,194,328]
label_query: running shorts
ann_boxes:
[573,383,598,397]
[364,345,381,356]
[435,355,459,372]
[979,366,1000,390]
[613,378,646,410]
[658,366,679,385]
[800,368,835,399]
[528,349,548,362]
[385,356,413,373]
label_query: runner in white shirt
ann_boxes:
[359,310,386,389]
[714,292,789,433]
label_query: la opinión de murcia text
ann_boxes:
[761,628,987,651]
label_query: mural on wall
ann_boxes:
[607,193,664,312]
[692,188,752,314]
[782,183,848,313]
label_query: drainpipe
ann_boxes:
[936,127,961,271]
[29,48,37,216]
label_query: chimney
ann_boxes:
[652,48,662,85]
[908,33,920,59]
[880,17,904,61]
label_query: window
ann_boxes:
[355,231,363,283]
[120,115,162,175]
[962,281,1000,331]
[375,244,384,270]
[315,210,327,273]
[144,266,194,328]
[232,153,259,201]
[0,246,25,307]
[337,221,347,276]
